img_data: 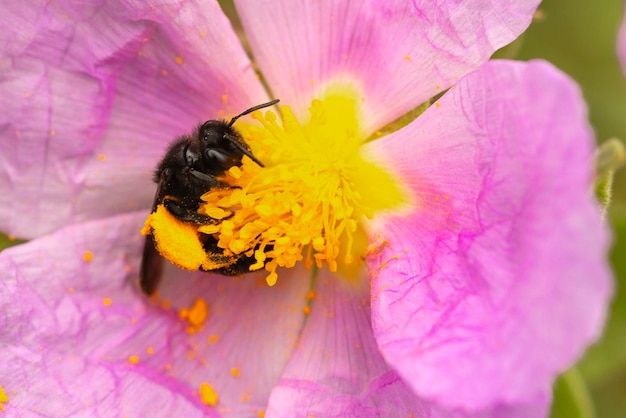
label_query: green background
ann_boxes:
[510,0,626,417]
[1,0,625,416]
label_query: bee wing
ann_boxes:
[139,234,163,295]
[139,181,167,295]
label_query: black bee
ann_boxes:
[139,99,279,295]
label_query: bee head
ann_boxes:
[198,100,279,172]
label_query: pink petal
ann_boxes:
[619,6,626,76]
[365,60,612,412]
[235,0,540,134]
[0,0,268,239]
[266,272,429,417]
[0,212,309,416]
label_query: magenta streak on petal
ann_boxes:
[366,60,612,412]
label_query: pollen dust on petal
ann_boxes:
[199,382,218,406]
[178,298,209,333]
[0,386,8,411]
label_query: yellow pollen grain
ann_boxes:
[258,411,266,418]
[128,355,139,364]
[147,347,155,355]
[67,287,75,293]
[0,386,8,411]
[178,298,209,331]
[175,56,183,65]
[97,154,106,161]
[199,383,218,406]
[230,367,240,377]
[103,298,112,306]
[83,250,93,262]
[208,334,220,344]
[303,305,311,315]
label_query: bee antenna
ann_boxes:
[227,99,280,128]
[224,133,265,167]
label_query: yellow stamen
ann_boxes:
[199,84,406,284]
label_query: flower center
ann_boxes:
[198,85,406,285]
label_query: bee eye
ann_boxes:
[183,144,198,165]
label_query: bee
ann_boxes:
[139,99,279,295]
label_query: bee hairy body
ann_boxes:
[139,100,279,295]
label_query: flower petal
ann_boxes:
[365,60,613,411]
[0,212,309,416]
[265,272,429,417]
[235,0,540,133]
[618,6,626,76]
[0,0,268,239]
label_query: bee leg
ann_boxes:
[163,199,217,225]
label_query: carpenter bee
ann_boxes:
[139,99,279,295]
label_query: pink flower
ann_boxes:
[0,1,612,417]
